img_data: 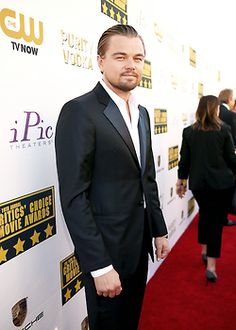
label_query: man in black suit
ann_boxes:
[218,88,236,226]
[55,24,169,330]
[219,89,236,145]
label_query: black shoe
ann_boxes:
[206,270,217,285]
[201,253,207,266]
[225,220,236,226]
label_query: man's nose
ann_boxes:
[124,58,135,69]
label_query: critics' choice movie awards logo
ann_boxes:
[101,0,128,24]
[154,109,167,134]
[0,187,56,265]
[0,7,43,55]
[154,22,163,42]
[61,30,94,70]
[189,47,196,68]
[139,60,152,89]
[168,219,176,239]
[168,145,179,170]
[179,209,185,226]
[182,112,188,127]
[9,111,54,150]
[167,185,176,205]
[198,82,204,98]
[11,298,44,330]
[171,73,178,90]
[156,155,164,174]
[188,196,195,217]
[60,253,84,305]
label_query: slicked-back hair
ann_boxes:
[97,24,146,57]
[193,95,221,131]
[218,89,233,104]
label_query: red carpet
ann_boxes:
[139,215,236,330]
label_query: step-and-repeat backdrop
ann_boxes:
[0,1,232,329]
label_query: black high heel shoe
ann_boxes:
[205,270,217,285]
[201,254,207,266]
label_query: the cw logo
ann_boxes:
[0,8,43,45]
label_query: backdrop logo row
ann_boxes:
[9,111,54,151]
[101,0,128,25]
[0,187,56,265]
[0,8,43,55]
[61,30,94,70]
[60,253,84,305]
[154,109,167,134]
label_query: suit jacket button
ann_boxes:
[138,201,144,206]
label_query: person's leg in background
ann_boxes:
[193,190,210,266]
[193,187,234,282]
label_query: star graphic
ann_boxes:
[102,1,108,14]
[30,230,40,246]
[74,279,82,292]
[116,11,121,23]
[14,238,25,255]
[122,15,127,25]
[44,223,53,238]
[0,246,8,263]
[109,7,115,19]
[64,288,72,302]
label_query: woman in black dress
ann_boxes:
[176,95,236,282]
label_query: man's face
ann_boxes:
[97,35,145,97]
[229,94,235,109]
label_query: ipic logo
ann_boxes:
[10,111,53,150]
[0,8,43,55]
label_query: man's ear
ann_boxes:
[97,55,104,74]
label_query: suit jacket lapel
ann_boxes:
[138,107,147,174]
[103,99,140,167]
[93,82,144,170]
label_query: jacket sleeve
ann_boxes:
[55,100,112,273]
[229,110,236,145]
[178,128,191,179]
[223,125,236,173]
[143,109,168,238]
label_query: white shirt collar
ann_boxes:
[222,103,230,110]
[99,79,139,110]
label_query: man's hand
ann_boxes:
[176,179,187,198]
[154,236,170,261]
[94,269,122,298]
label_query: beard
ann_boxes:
[112,75,141,92]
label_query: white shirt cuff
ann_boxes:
[91,265,113,278]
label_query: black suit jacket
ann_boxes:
[219,104,236,146]
[55,83,167,277]
[178,123,236,191]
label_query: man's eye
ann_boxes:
[134,57,143,62]
[116,56,125,60]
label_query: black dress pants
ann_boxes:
[82,219,150,330]
[193,187,234,258]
